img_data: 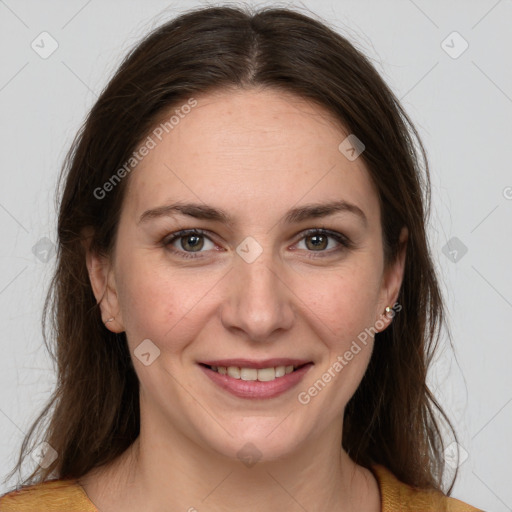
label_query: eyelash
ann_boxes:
[162,228,353,260]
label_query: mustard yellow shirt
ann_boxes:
[0,464,484,511]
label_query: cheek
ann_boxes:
[114,255,219,354]
[294,263,383,346]
[297,272,381,402]
[115,258,174,344]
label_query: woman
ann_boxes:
[0,5,483,511]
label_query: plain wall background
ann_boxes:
[0,1,510,510]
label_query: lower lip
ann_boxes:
[199,364,313,399]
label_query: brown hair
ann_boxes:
[5,4,459,494]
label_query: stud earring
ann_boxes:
[104,317,115,325]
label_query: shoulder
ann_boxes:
[0,478,98,511]
[370,464,485,512]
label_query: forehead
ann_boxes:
[123,87,380,227]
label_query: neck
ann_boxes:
[80,409,380,512]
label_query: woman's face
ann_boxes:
[89,87,405,462]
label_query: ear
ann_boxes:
[375,226,408,331]
[81,227,125,333]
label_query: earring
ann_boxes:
[384,306,393,316]
[104,317,115,325]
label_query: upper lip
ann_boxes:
[199,358,312,369]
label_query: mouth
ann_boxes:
[198,359,313,399]
[198,362,310,382]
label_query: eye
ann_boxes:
[162,227,353,260]
[163,229,216,259]
[294,228,352,257]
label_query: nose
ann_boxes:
[220,243,295,343]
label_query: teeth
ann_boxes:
[254,367,275,382]
[240,368,258,381]
[211,364,298,381]
[227,366,241,379]
[275,366,286,378]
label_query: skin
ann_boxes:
[81,87,407,512]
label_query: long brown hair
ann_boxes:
[5,4,459,493]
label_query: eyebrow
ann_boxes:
[138,199,367,227]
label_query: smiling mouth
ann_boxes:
[199,363,311,382]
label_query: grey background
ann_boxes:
[0,1,511,510]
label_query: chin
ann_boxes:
[197,419,307,465]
